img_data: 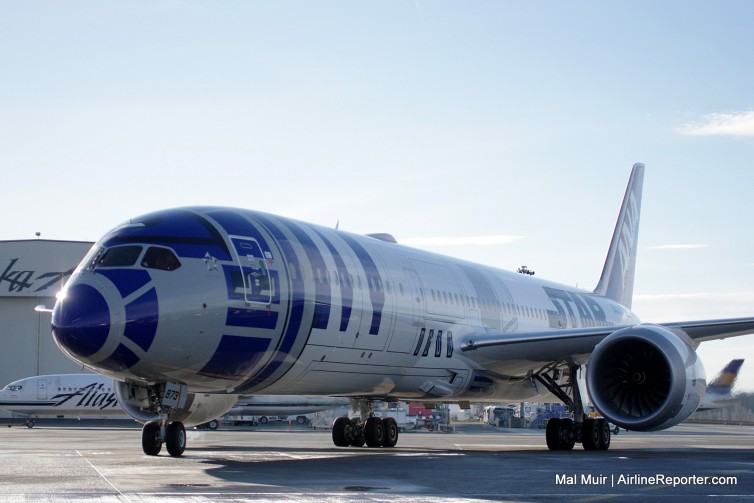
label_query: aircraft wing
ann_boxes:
[659,317,754,343]
[460,326,622,368]
[459,317,754,368]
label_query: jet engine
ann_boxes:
[586,324,706,431]
[114,380,238,427]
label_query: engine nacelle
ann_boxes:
[586,324,706,431]
[114,380,238,427]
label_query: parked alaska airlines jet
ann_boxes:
[0,373,348,427]
[0,374,124,426]
[49,164,754,456]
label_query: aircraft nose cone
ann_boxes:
[52,283,111,360]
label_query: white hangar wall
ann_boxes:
[0,240,94,392]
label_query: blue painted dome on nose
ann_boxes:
[52,284,111,359]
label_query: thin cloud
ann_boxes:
[646,244,710,250]
[678,111,754,137]
[401,235,524,247]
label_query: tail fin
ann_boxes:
[593,163,645,308]
[707,359,744,395]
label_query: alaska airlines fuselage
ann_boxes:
[52,207,638,401]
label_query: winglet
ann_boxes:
[593,163,645,309]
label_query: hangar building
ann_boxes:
[0,240,94,417]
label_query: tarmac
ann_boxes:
[1,421,753,502]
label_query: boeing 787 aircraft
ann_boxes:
[49,164,754,456]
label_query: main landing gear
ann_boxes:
[534,360,611,451]
[331,400,399,448]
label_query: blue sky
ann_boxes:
[2,2,754,390]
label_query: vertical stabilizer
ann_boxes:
[593,163,645,308]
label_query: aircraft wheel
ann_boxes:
[581,418,600,450]
[382,417,399,448]
[545,418,561,450]
[558,418,575,450]
[364,417,385,448]
[207,419,219,430]
[142,421,163,456]
[332,416,351,447]
[598,418,611,450]
[25,419,35,428]
[259,416,268,424]
[349,418,365,447]
[166,422,186,457]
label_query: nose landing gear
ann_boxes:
[141,418,186,457]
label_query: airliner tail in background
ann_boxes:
[698,359,744,411]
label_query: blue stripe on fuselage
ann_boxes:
[234,213,306,392]
[312,229,352,332]
[339,234,383,335]
[281,220,331,330]
[206,210,273,254]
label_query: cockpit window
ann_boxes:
[5,385,22,391]
[96,245,143,268]
[141,247,181,271]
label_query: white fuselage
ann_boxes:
[0,374,121,417]
[51,207,639,401]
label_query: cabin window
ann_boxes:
[96,245,143,268]
[141,247,181,271]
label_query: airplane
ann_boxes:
[697,358,744,411]
[48,163,754,456]
[0,374,124,427]
[0,373,349,428]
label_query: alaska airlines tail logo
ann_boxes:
[51,382,119,410]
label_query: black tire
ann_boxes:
[207,419,219,430]
[382,417,399,448]
[581,418,600,451]
[559,419,575,450]
[364,417,385,448]
[259,416,268,424]
[142,421,162,456]
[598,418,611,450]
[349,418,365,447]
[25,420,35,429]
[166,422,186,457]
[332,416,351,447]
[545,418,561,450]
[296,416,307,424]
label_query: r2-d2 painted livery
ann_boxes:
[51,164,754,456]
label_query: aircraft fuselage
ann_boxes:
[52,207,638,401]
